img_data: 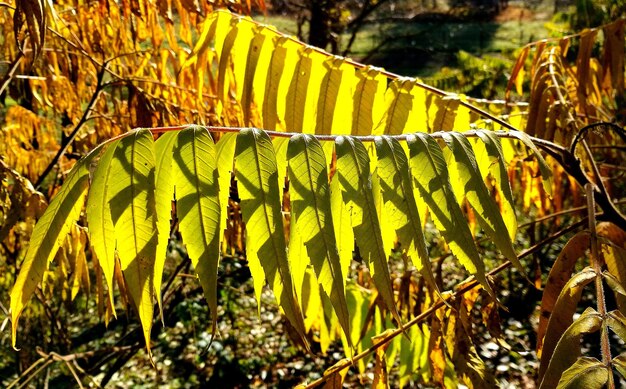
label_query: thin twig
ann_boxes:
[0,52,25,96]
[34,63,108,189]
[6,357,53,389]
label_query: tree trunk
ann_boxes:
[308,0,333,51]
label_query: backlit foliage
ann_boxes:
[2,1,626,387]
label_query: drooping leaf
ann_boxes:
[108,130,158,354]
[406,132,494,297]
[215,12,238,107]
[13,0,47,58]
[352,66,386,136]
[506,45,530,98]
[473,130,517,239]
[606,309,626,343]
[11,146,100,348]
[153,131,177,320]
[330,172,354,290]
[539,268,596,380]
[399,323,426,388]
[335,135,402,326]
[272,137,290,190]
[613,353,626,380]
[181,12,219,69]
[288,212,308,309]
[263,36,300,131]
[537,232,590,356]
[242,25,277,126]
[287,133,351,344]
[539,307,602,389]
[217,16,255,115]
[554,357,608,389]
[602,244,626,316]
[603,271,626,302]
[374,135,437,291]
[234,128,307,342]
[86,141,120,312]
[215,133,237,240]
[316,57,354,136]
[441,132,523,275]
[379,78,415,135]
[341,282,368,359]
[285,47,325,134]
[372,329,392,389]
[508,130,553,196]
[172,126,221,331]
[598,222,626,315]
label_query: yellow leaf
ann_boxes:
[316,57,355,136]
[10,149,97,348]
[352,66,386,136]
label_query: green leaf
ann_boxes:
[288,212,308,309]
[441,132,523,276]
[473,130,517,239]
[235,128,307,342]
[555,357,608,389]
[215,133,237,242]
[335,136,402,326]
[374,135,438,291]
[272,137,289,190]
[172,126,221,332]
[539,267,596,380]
[344,282,369,354]
[108,129,158,354]
[153,131,177,320]
[508,130,553,196]
[330,172,354,290]
[287,133,351,344]
[86,141,119,313]
[406,132,494,297]
[399,323,426,388]
[11,147,98,348]
[539,307,602,389]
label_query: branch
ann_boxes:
[342,0,389,56]
[34,63,107,189]
[105,123,626,230]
